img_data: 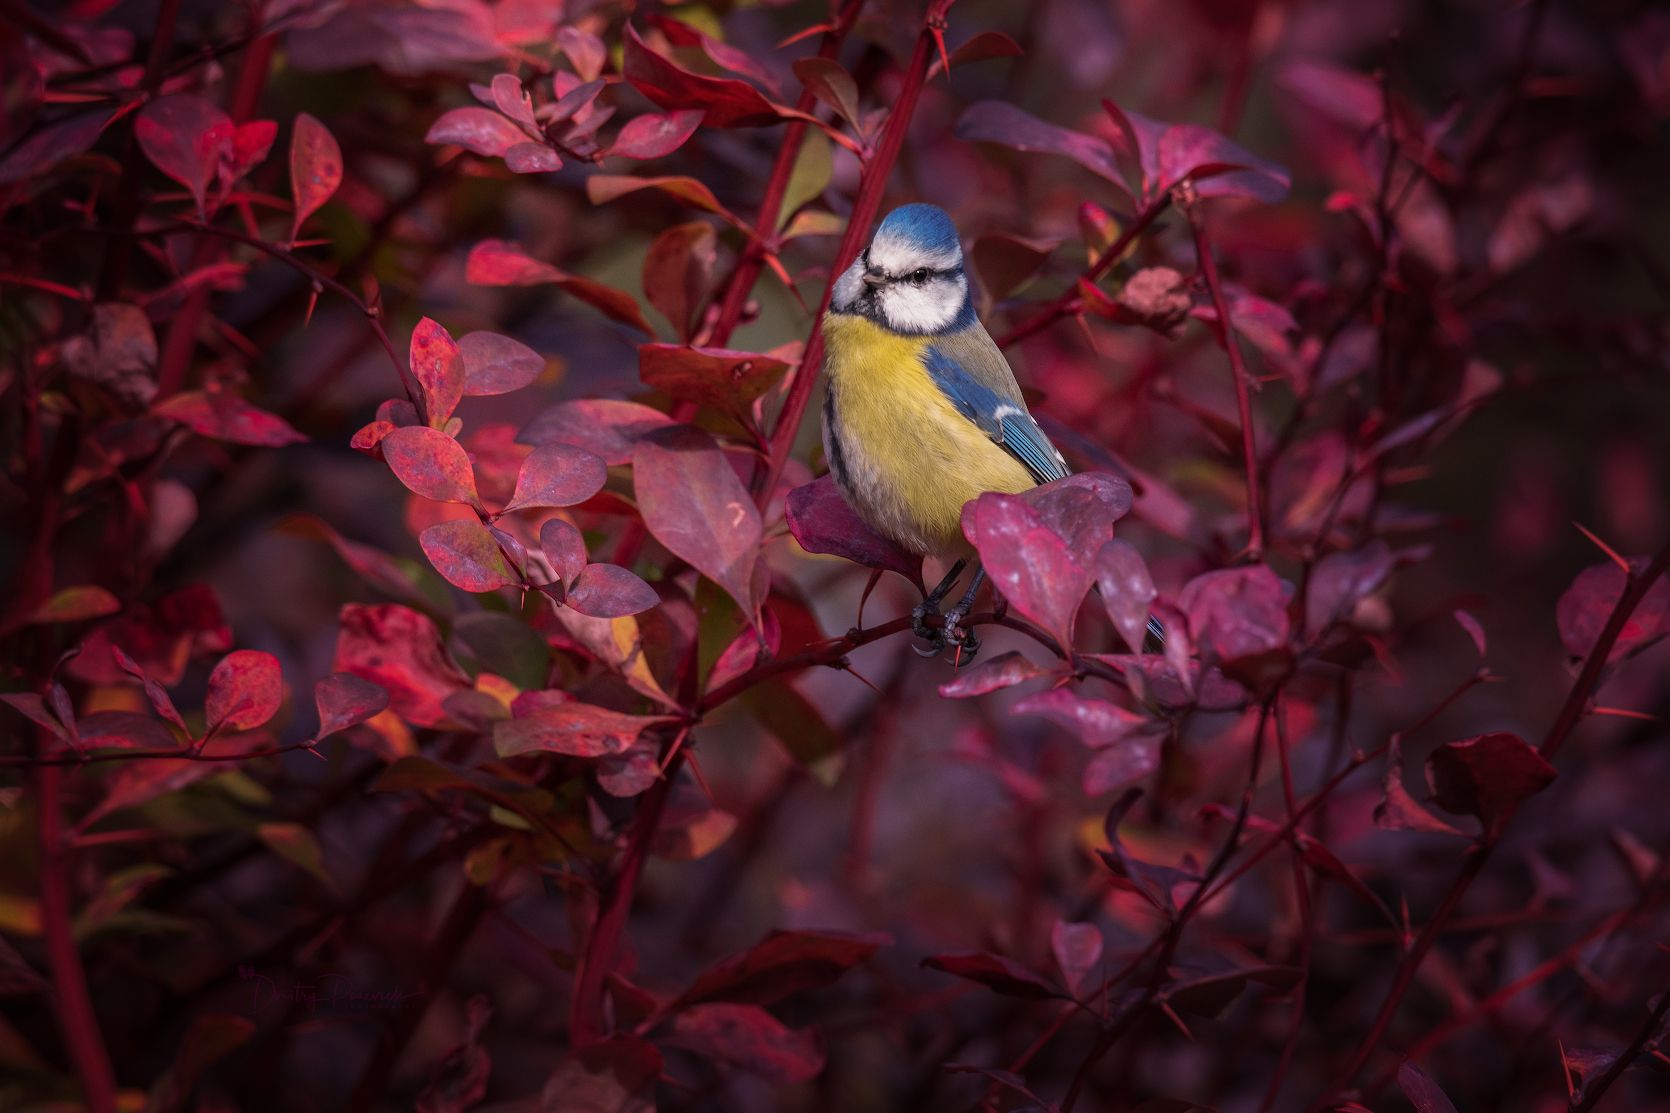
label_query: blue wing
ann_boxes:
[922,345,1069,485]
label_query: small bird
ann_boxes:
[820,202,1075,660]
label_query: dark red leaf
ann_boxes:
[643,222,718,340]
[518,398,675,466]
[792,58,861,128]
[538,519,588,586]
[945,30,1025,69]
[333,604,472,729]
[970,231,1059,303]
[1426,732,1557,838]
[381,426,479,505]
[567,564,660,618]
[1094,540,1158,653]
[1556,561,1670,662]
[1081,737,1162,795]
[228,120,276,180]
[410,317,465,427]
[622,23,781,128]
[494,701,674,758]
[666,1004,824,1084]
[611,108,704,160]
[1022,473,1133,556]
[785,475,923,588]
[112,645,187,733]
[420,519,519,592]
[0,109,113,185]
[955,101,1132,201]
[644,14,782,97]
[587,174,737,223]
[938,651,1053,698]
[205,649,283,732]
[153,390,307,447]
[76,711,179,752]
[638,343,791,413]
[503,443,608,512]
[1178,565,1291,664]
[1305,541,1395,636]
[633,424,762,617]
[458,330,543,396]
[1013,687,1149,747]
[425,106,527,157]
[28,585,120,625]
[289,112,341,243]
[68,585,229,687]
[313,672,389,739]
[135,94,232,215]
[1374,738,1466,837]
[504,141,561,173]
[1397,1062,1461,1113]
[1051,921,1103,997]
[466,239,653,333]
[922,952,1066,1000]
[1,693,71,741]
[677,930,890,1008]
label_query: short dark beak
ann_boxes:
[860,269,886,289]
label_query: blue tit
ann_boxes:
[820,202,1072,658]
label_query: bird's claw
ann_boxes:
[911,600,946,656]
[942,605,980,664]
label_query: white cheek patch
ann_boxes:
[831,257,866,311]
[879,277,964,333]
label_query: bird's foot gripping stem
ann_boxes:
[913,565,987,663]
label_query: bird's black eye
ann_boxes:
[910,268,932,284]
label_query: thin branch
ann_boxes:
[1571,981,1670,1113]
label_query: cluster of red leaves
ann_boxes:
[2,2,1670,1113]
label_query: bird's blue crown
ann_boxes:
[873,203,961,257]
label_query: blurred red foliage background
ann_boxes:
[2,1,1669,1111]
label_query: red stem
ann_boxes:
[37,762,118,1113]
[1186,202,1265,559]
[755,1,955,506]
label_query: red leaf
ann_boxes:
[1454,609,1488,657]
[504,142,561,173]
[381,426,479,505]
[666,1004,824,1084]
[1305,541,1395,636]
[1024,473,1133,556]
[1155,123,1291,202]
[922,952,1066,1000]
[955,101,1132,202]
[1556,561,1670,662]
[945,30,1025,69]
[965,492,1090,650]
[518,398,675,466]
[538,519,588,586]
[333,604,471,729]
[313,672,389,740]
[111,645,187,733]
[1,692,71,741]
[791,58,861,129]
[503,443,608,512]
[457,330,543,396]
[1051,921,1104,997]
[938,651,1052,698]
[1374,738,1466,837]
[556,27,608,82]
[465,239,653,333]
[1397,1062,1460,1113]
[77,711,179,752]
[587,173,738,224]
[622,24,781,128]
[420,519,519,592]
[676,930,890,1008]
[567,564,659,618]
[135,94,232,215]
[1178,565,1291,665]
[410,317,465,427]
[1094,540,1158,653]
[785,475,923,587]
[489,73,536,130]
[206,649,283,732]
[1013,687,1150,747]
[1081,737,1162,795]
[1426,732,1557,838]
[638,343,791,414]
[611,108,704,160]
[67,585,229,687]
[289,112,342,243]
[228,120,276,180]
[153,390,307,447]
[493,701,674,758]
[0,109,112,186]
[633,425,762,617]
[424,106,528,157]
[643,221,718,341]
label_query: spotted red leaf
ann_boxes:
[381,426,478,505]
[964,491,1091,651]
[610,109,704,160]
[410,317,465,427]
[288,112,341,244]
[567,563,659,618]
[206,649,282,732]
[494,701,674,758]
[503,443,608,512]
[420,519,519,593]
[333,604,470,729]
[1013,687,1150,747]
[633,424,762,617]
[785,475,923,588]
[1094,539,1158,653]
[638,344,791,414]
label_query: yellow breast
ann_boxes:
[821,313,1037,555]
